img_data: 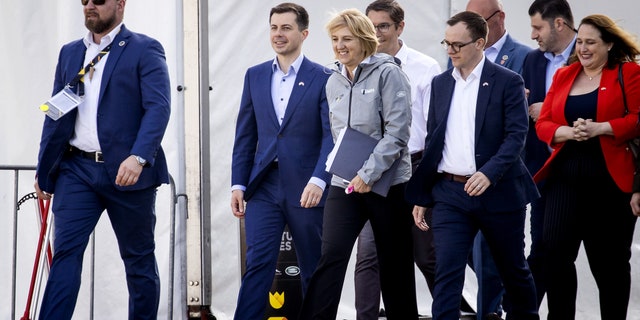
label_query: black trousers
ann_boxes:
[543,154,637,320]
[299,183,418,320]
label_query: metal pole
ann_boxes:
[6,165,36,320]
[90,232,95,320]
[182,0,212,317]
[12,169,20,320]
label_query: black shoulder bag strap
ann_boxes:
[619,63,640,190]
[619,63,629,114]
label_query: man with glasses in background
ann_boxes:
[461,1,532,319]
[355,1,441,318]
[406,10,539,320]
[34,0,171,319]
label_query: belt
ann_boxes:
[69,145,104,163]
[410,150,423,162]
[441,172,470,183]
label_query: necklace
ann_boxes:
[584,68,603,81]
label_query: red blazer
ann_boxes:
[534,61,640,192]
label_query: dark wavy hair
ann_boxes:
[567,14,640,68]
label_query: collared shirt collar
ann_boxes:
[452,53,486,82]
[272,53,304,74]
[485,31,507,62]
[544,35,576,62]
[395,39,409,65]
[83,22,123,49]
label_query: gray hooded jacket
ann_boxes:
[326,53,412,189]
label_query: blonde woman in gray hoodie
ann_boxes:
[299,8,418,320]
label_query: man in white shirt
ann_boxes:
[406,11,539,320]
[463,1,532,318]
[34,0,171,318]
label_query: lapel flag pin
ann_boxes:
[500,55,508,65]
[298,82,304,86]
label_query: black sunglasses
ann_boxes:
[81,0,106,5]
[484,10,501,21]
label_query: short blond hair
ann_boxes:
[326,8,378,59]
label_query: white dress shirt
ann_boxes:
[438,56,486,176]
[69,23,123,152]
[395,40,442,154]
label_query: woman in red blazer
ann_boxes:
[534,14,640,320]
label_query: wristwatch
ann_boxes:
[134,155,147,167]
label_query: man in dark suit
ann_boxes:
[230,3,333,319]
[522,0,576,307]
[462,1,532,318]
[406,11,539,320]
[448,0,530,73]
[34,0,171,319]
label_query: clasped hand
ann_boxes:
[572,118,595,141]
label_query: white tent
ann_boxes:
[2,1,640,319]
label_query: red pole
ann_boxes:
[38,199,53,266]
[20,198,51,320]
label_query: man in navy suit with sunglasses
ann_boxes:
[35,0,170,318]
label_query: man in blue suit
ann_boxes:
[462,1,532,318]
[406,11,539,320]
[522,0,576,308]
[448,0,530,73]
[230,3,333,319]
[34,0,171,319]
[447,1,532,317]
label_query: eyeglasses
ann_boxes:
[563,21,578,33]
[441,39,476,53]
[484,10,501,21]
[373,23,396,33]
[81,0,106,5]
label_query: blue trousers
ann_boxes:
[39,155,160,320]
[471,232,505,319]
[430,179,538,320]
[234,167,323,319]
